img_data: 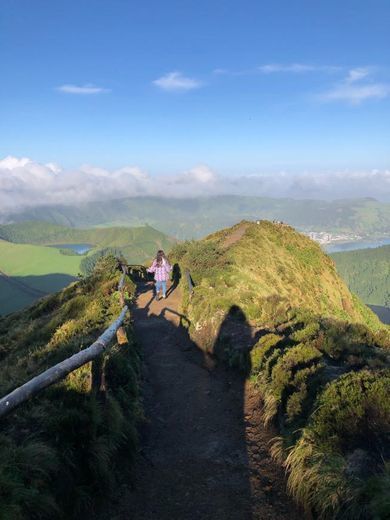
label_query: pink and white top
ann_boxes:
[147,259,172,282]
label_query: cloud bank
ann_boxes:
[0,156,389,216]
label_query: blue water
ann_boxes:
[325,238,390,253]
[50,244,93,255]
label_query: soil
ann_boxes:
[222,223,250,248]
[103,281,300,520]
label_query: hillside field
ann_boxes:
[0,221,175,261]
[0,223,175,315]
[0,239,80,315]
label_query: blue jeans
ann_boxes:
[155,280,167,297]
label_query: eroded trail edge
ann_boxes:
[111,282,299,520]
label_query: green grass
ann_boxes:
[0,222,176,315]
[0,240,80,316]
[0,256,140,518]
[0,239,81,278]
[172,220,390,518]
[173,221,385,333]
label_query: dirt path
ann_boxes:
[222,222,250,248]
[109,281,299,520]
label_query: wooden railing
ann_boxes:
[185,269,194,297]
[0,265,130,419]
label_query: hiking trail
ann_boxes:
[103,280,300,520]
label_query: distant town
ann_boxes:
[305,231,363,245]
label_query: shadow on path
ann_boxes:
[105,281,299,520]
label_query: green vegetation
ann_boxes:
[331,245,390,306]
[0,239,80,316]
[0,239,80,280]
[172,221,390,519]
[0,221,175,262]
[4,195,390,239]
[0,256,140,518]
[0,223,174,315]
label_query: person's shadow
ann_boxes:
[166,263,181,297]
[213,304,264,375]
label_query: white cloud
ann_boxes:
[153,72,202,91]
[258,63,317,74]
[258,63,339,74]
[57,84,110,94]
[319,68,390,105]
[345,67,371,83]
[175,165,217,184]
[0,156,389,218]
[213,68,229,75]
[320,83,390,104]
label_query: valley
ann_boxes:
[0,223,174,315]
[3,195,390,240]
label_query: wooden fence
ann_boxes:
[0,265,131,419]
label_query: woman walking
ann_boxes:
[147,250,172,300]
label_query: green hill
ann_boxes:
[173,221,384,332]
[4,195,390,239]
[0,239,81,280]
[172,221,390,519]
[0,223,175,315]
[0,221,175,261]
[0,256,139,518]
[331,245,390,306]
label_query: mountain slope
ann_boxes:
[171,221,389,518]
[331,245,390,306]
[4,196,390,239]
[173,220,383,334]
[0,257,139,518]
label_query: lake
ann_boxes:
[50,244,93,255]
[324,237,390,253]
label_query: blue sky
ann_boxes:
[1,0,389,175]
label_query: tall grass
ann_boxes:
[0,256,141,518]
[171,221,390,518]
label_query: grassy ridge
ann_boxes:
[5,195,390,239]
[331,245,390,306]
[172,221,390,518]
[0,257,140,518]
